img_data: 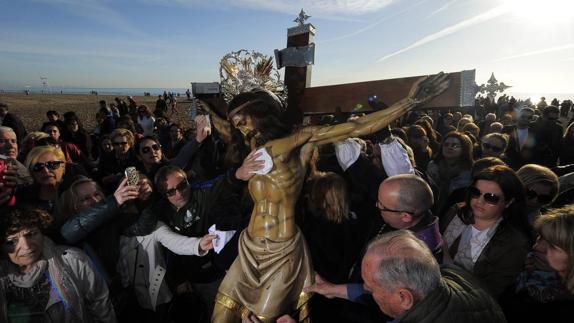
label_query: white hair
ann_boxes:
[367,230,441,298]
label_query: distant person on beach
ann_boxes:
[114,97,129,116]
[0,102,27,143]
[127,96,138,120]
[137,105,156,137]
[169,92,178,115]
[186,88,191,100]
[98,106,116,136]
[154,95,168,118]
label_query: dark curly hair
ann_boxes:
[0,206,53,243]
[224,90,292,166]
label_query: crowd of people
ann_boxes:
[0,91,573,323]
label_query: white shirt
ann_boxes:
[138,116,156,136]
[117,222,206,311]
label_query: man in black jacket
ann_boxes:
[502,107,537,169]
[0,102,27,143]
[153,161,261,321]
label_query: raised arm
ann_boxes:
[303,72,449,146]
[197,100,233,142]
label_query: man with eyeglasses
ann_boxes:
[152,153,263,321]
[503,107,538,169]
[305,174,444,322]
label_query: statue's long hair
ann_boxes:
[225,90,292,166]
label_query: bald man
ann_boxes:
[362,230,505,322]
[305,174,445,319]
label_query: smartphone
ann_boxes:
[0,157,17,205]
[124,167,139,186]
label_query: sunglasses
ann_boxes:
[32,160,64,172]
[469,186,503,205]
[141,144,161,154]
[482,142,503,153]
[165,180,189,197]
[526,189,553,204]
[113,142,128,146]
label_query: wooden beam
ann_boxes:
[299,71,474,113]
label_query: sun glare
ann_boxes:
[502,0,574,20]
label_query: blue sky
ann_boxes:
[1,0,573,99]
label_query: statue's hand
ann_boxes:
[408,72,450,105]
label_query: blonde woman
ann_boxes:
[16,146,67,214]
[503,205,574,322]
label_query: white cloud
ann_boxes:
[377,4,508,62]
[32,0,144,36]
[319,0,427,44]
[425,0,457,19]
[146,0,394,15]
[493,44,574,62]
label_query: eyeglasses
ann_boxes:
[526,189,553,204]
[165,180,189,197]
[468,186,503,205]
[112,142,128,147]
[482,142,503,153]
[141,144,161,154]
[375,200,415,215]
[32,160,64,172]
[443,142,461,149]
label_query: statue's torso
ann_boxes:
[247,150,305,241]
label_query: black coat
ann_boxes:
[399,265,507,323]
[1,112,27,142]
[440,204,530,299]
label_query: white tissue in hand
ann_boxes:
[208,224,236,254]
[335,139,361,171]
[251,147,273,175]
[379,139,415,176]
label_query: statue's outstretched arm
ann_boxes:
[197,100,233,142]
[306,72,450,146]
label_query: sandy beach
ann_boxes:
[0,92,194,132]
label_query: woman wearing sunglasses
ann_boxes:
[440,165,530,299]
[16,146,66,211]
[135,115,211,182]
[516,164,559,240]
[478,133,509,160]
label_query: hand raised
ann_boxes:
[113,177,139,206]
[408,72,450,105]
[195,115,211,143]
[235,150,265,181]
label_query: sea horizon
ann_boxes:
[0,87,189,96]
[1,87,573,102]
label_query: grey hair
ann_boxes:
[0,126,16,136]
[482,133,509,151]
[367,230,441,298]
[385,174,433,217]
